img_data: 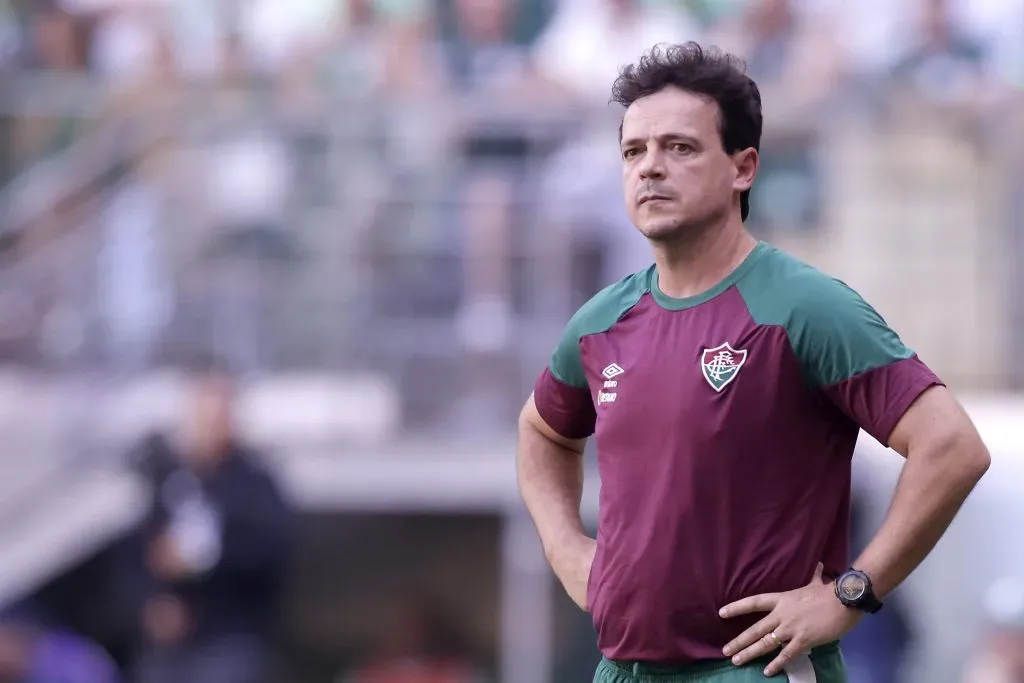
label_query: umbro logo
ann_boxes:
[598,363,623,405]
[601,363,624,379]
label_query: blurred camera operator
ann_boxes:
[130,356,293,683]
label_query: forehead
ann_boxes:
[621,87,721,141]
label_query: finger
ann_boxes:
[731,629,784,666]
[764,639,804,677]
[723,615,777,657]
[810,562,824,585]
[719,593,781,619]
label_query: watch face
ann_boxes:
[839,573,868,602]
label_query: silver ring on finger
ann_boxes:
[770,630,783,648]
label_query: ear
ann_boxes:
[732,147,759,193]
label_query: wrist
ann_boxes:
[834,567,884,614]
[849,556,895,599]
[545,530,592,570]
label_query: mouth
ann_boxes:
[638,194,673,205]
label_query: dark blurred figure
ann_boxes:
[0,609,120,683]
[130,357,293,683]
[841,489,914,683]
[963,578,1024,683]
[342,598,484,683]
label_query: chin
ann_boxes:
[637,218,691,243]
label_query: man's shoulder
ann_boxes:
[740,244,864,325]
[229,444,278,480]
[742,245,913,384]
[567,266,653,340]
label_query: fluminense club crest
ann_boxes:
[700,343,748,392]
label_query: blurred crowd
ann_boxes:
[1,0,1020,96]
[0,1,1023,683]
[0,0,1022,399]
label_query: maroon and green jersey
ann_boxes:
[533,242,942,663]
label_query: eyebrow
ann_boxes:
[619,133,700,149]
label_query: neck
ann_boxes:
[652,218,757,299]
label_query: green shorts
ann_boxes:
[594,642,846,683]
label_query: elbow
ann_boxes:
[968,440,992,482]
[934,429,991,487]
[517,403,535,434]
[517,408,543,457]
[953,424,992,482]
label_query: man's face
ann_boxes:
[182,374,234,468]
[620,87,756,243]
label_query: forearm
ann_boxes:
[854,434,989,598]
[516,419,588,562]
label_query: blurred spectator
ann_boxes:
[532,1,700,292]
[0,609,120,683]
[444,0,545,350]
[436,0,563,427]
[887,0,992,109]
[164,0,226,81]
[9,2,88,173]
[708,0,842,121]
[314,0,387,99]
[89,1,164,86]
[240,0,341,77]
[704,1,834,237]
[200,34,301,373]
[129,356,293,683]
[24,2,83,71]
[962,578,1024,683]
[378,0,445,98]
[533,0,701,103]
[95,148,174,374]
[342,598,484,683]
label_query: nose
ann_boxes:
[637,147,666,181]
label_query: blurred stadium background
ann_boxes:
[0,0,1023,682]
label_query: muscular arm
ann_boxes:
[516,393,590,562]
[517,393,595,609]
[853,386,990,597]
[720,385,989,672]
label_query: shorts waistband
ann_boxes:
[604,641,840,679]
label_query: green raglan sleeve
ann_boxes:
[787,279,944,445]
[532,270,651,439]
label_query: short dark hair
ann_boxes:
[611,42,762,221]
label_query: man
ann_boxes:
[516,43,990,683]
[131,356,293,683]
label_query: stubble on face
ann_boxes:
[620,87,737,249]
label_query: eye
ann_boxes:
[622,147,640,160]
[670,142,694,154]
